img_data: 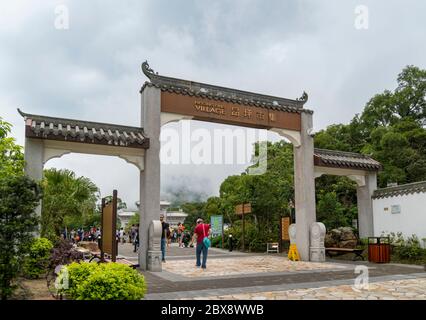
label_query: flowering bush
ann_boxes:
[58,262,146,300]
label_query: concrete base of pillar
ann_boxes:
[309,247,326,262]
[147,250,162,272]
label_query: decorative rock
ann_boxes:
[325,227,358,249]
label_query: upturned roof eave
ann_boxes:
[140,60,313,113]
[18,108,146,134]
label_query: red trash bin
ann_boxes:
[368,237,390,263]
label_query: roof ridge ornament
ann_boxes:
[17,108,28,118]
[296,91,308,104]
[141,60,157,79]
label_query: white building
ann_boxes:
[117,208,138,230]
[126,200,188,229]
[372,181,426,247]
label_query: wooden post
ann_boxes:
[279,216,283,253]
[112,190,118,262]
[242,205,245,251]
[100,198,105,262]
[221,218,224,249]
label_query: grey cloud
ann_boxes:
[1,0,425,205]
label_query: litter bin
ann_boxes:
[368,237,390,263]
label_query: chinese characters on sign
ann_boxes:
[161,92,302,131]
[194,102,276,125]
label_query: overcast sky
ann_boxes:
[1,0,425,207]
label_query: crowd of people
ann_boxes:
[63,224,140,253]
[64,218,212,269]
[117,224,140,252]
[63,227,101,243]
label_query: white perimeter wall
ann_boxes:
[373,192,426,247]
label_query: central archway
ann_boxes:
[139,61,316,268]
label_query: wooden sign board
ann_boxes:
[281,217,290,241]
[235,203,252,215]
[161,92,302,131]
[101,190,117,261]
[102,203,114,255]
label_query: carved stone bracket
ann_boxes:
[161,112,193,127]
[43,148,71,164]
[118,155,144,171]
[270,128,301,147]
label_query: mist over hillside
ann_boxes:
[161,175,211,207]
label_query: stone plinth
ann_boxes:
[309,222,326,262]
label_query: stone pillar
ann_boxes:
[293,112,316,261]
[357,172,377,238]
[309,222,326,262]
[24,138,44,223]
[139,86,161,270]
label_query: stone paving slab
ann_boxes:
[144,273,426,300]
[118,243,248,261]
[161,256,348,279]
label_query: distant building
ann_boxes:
[164,209,188,228]
[117,207,138,230]
[128,200,188,229]
[372,181,426,247]
[160,200,171,214]
[159,200,188,228]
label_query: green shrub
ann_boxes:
[63,262,99,298]
[395,245,423,260]
[211,236,222,248]
[0,174,41,299]
[59,262,147,300]
[382,233,426,262]
[23,238,53,279]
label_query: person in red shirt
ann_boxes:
[192,218,211,269]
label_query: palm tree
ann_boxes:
[41,168,99,239]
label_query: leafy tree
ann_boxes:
[104,195,127,210]
[41,168,99,240]
[0,175,41,299]
[124,212,139,234]
[180,202,207,231]
[0,117,24,177]
[315,65,426,187]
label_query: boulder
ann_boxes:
[325,227,358,249]
[325,233,337,248]
[340,227,356,241]
[340,240,358,248]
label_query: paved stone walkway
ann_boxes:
[120,243,426,300]
[162,256,347,278]
[178,277,426,300]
